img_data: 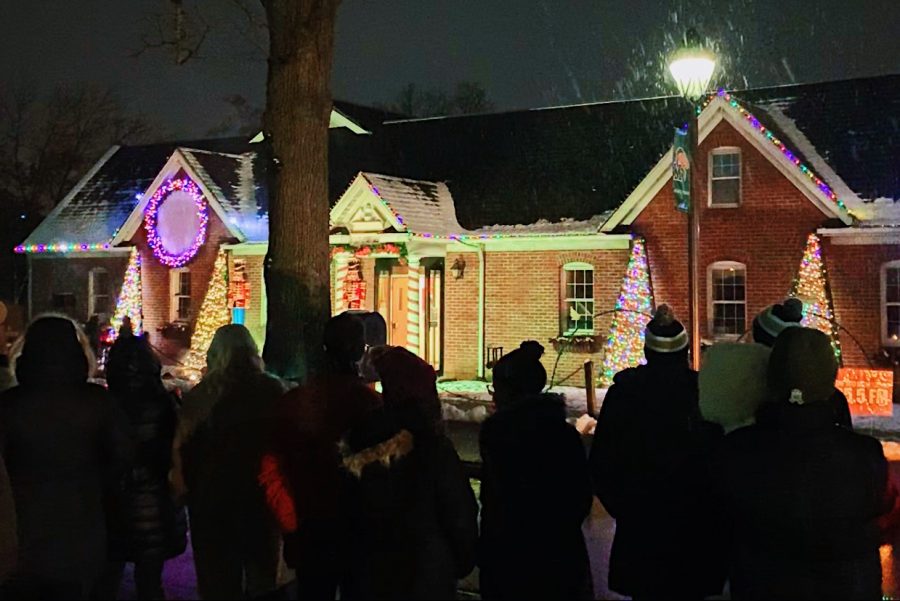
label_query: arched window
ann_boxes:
[709,147,742,207]
[708,261,746,338]
[88,267,110,318]
[170,268,192,322]
[882,261,900,346]
[561,262,594,335]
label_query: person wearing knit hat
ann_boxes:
[752,298,804,348]
[699,343,771,434]
[753,299,853,430]
[478,341,593,600]
[720,326,890,599]
[590,305,726,598]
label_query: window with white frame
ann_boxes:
[170,268,192,322]
[883,262,900,345]
[88,267,111,318]
[709,262,747,337]
[709,148,741,206]
[561,262,594,335]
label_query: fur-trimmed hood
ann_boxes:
[340,429,414,478]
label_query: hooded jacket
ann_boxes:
[338,409,478,600]
[479,393,593,600]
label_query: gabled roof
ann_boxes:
[180,149,269,242]
[331,172,464,237]
[18,137,250,251]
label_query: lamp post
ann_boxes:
[668,28,716,370]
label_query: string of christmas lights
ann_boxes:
[109,248,143,341]
[599,237,654,387]
[184,249,231,373]
[144,177,209,267]
[790,233,842,362]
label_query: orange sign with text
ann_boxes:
[835,368,894,416]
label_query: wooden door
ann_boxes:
[389,273,407,346]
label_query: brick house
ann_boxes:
[17,75,900,385]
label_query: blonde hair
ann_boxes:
[9,312,97,381]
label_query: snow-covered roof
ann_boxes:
[471,214,611,236]
[360,172,464,237]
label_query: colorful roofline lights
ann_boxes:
[709,89,849,214]
[144,177,209,268]
[14,242,113,254]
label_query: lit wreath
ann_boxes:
[144,178,209,267]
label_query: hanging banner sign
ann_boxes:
[835,368,894,416]
[673,126,691,213]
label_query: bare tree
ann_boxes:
[385,81,494,118]
[139,0,339,378]
[0,83,153,302]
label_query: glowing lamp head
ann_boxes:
[668,28,716,101]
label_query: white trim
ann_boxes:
[449,234,631,252]
[329,172,406,234]
[20,145,121,247]
[88,267,110,318]
[561,261,596,336]
[28,248,133,258]
[113,149,245,246]
[882,261,900,347]
[708,146,742,208]
[707,260,747,341]
[818,227,900,245]
[601,96,852,231]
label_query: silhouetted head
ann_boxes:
[373,346,442,434]
[752,298,804,347]
[106,334,162,397]
[491,341,547,408]
[644,305,689,366]
[768,327,837,406]
[323,312,366,375]
[13,314,95,387]
[206,324,263,378]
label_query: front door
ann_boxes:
[389,273,408,347]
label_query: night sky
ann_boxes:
[2,0,898,139]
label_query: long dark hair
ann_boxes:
[11,314,95,387]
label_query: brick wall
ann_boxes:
[31,254,129,322]
[443,248,628,382]
[136,207,237,362]
[825,242,900,366]
[634,120,832,347]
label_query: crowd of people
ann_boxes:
[0,300,896,600]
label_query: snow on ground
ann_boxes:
[438,380,607,424]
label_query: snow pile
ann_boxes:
[470,213,613,237]
[438,380,607,424]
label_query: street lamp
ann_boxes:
[668,28,716,370]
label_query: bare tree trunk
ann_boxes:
[261,0,338,379]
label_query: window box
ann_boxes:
[158,321,191,344]
[549,335,600,354]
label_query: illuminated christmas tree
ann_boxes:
[600,237,654,387]
[184,249,231,373]
[110,248,143,340]
[790,233,842,362]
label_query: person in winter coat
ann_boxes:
[0,453,16,584]
[699,342,771,434]
[753,298,853,429]
[590,306,726,599]
[171,324,287,600]
[264,312,382,599]
[91,335,187,600]
[337,346,478,600]
[479,341,593,600]
[0,354,14,393]
[720,327,889,599]
[0,315,132,599]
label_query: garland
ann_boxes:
[331,243,407,261]
[144,178,208,267]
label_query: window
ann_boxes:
[882,262,900,345]
[88,268,111,318]
[709,262,746,338]
[709,148,741,206]
[561,263,594,334]
[170,269,192,322]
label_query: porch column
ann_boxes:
[406,256,422,355]
[332,253,351,315]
